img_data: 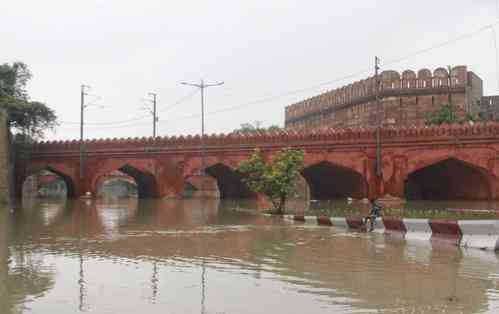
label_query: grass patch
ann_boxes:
[299,207,497,220]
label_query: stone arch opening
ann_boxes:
[96,170,138,199]
[205,163,255,199]
[117,164,157,199]
[405,158,492,200]
[22,168,75,199]
[302,161,367,200]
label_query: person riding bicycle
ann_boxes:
[364,198,383,231]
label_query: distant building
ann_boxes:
[285,66,484,129]
[478,95,499,121]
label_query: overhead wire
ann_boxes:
[58,89,198,126]
[57,19,499,132]
[491,26,499,93]
[145,20,499,127]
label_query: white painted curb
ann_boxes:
[330,217,348,229]
[458,220,499,251]
[283,215,295,222]
[403,218,432,241]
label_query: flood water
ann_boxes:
[2,198,499,313]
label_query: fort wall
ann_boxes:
[285,66,483,129]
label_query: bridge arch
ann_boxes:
[21,166,76,199]
[95,170,138,198]
[302,161,367,200]
[404,157,494,200]
[204,163,255,199]
[92,163,158,199]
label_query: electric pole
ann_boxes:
[181,80,224,176]
[375,56,382,177]
[149,92,158,138]
[80,84,90,179]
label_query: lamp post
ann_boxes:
[374,57,382,178]
[80,84,90,179]
[142,93,158,138]
[181,80,224,176]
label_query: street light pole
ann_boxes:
[80,84,90,179]
[375,56,382,178]
[181,80,224,176]
[148,92,158,138]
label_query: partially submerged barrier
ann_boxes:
[304,216,317,224]
[458,220,499,251]
[382,217,406,234]
[429,219,462,245]
[403,218,432,241]
[346,217,364,229]
[261,212,499,251]
[330,217,348,228]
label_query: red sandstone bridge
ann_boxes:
[14,123,499,201]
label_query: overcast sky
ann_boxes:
[2,0,499,140]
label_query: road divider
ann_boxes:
[403,218,432,241]
[458,220,499,251]
[242,210,499,252]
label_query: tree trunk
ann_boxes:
[276,194,286,215]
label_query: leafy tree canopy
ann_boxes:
[0,62,57,140]
[238,148,304,214]
[426,104,459,125]
[232,122,282,134]
[426,104,479,126]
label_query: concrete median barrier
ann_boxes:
[317,216,332,226]
[304,216,317,224]
[429,219,462,245]
[330,217,348,229]
[458,220,499,251]
[403,218,432,241]
[371,218,385,233]
[346,217,364,230]
[383,217,406,234]
[293,215,305,222]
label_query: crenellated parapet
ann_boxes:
[285,66,480,127]
[30,122,499,154]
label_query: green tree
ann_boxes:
[426,104,459,125]
[426,104,480,126]
[232,122,282,134]
[238,148,304,214]
[0,62,57,140]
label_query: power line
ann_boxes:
[164,21,499,123]
[383,20,499,67]
[59,89,198,126]
[57,19,499,132]
[491,26,499,92]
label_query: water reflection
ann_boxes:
[1,199,499,313]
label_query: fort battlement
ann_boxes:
[285,66,483,129]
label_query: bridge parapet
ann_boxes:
[31,122,499,153]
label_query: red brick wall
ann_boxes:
[285,66,481,129]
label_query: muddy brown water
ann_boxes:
[2,198,499,313]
